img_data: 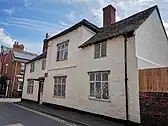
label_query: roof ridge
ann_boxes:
[79,5,158,48]
[47,19,100,41]
[103,5,157,29]
[18,50,38,55]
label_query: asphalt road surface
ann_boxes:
[0,102,75,126]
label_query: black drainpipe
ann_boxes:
[123,34,129,125]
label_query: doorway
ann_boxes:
[38,81,44,104]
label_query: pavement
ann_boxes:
[0,98,21,103]
[0,102,77,126]
[15,101,124,126]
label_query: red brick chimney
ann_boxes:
[103,4,116,26]
[43,33,49,52]
[12,42,24,52]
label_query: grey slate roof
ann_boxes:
[47,19,100,41]
[79,5,157,48]
[13,51,37,61]
[27,51,47,64]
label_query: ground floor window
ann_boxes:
[53,76,66,98]
[18,79,23,91]
[89,71,109,100]
[27,79,34,94]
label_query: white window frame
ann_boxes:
[5,64,8,74]
[27,79,34,94]
[94,42,107,59]
[41,59,46,70]
[53,76,66,98]
[21,63,25,71]
[89,71,110,101]
[18,78,23,91]
[30,62,35,73]
[56,40,69,61]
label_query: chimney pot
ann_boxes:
[46,33,49,39]
[13,42,24,51]
[103,4,116,26]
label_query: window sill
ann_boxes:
[89,97,111,102]
[56,59,68,62]
[27,93,33,95]
[94,56,107,59]
[53,96,66,99]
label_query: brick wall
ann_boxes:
[140,92,168,126]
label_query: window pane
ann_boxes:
[62,43,65,48]
[30,85,33,94]
[62,76,66,83]
[57,45,61,50]
[90,74,95,81]
[62,85,66,97]
[96,73,101,81]
[102,73,108,81]
[60,50,64,61]
[90,83,94,97]
[102,82,109,99]
[57,77,61,83]
[65,42,68,47]
[101,42,107,57]
[94,44,100,58]
[54,85,58,96]
[95,82,101,99]
[64,48,68,60]
[58,84,61,96]
[54,78,56,83]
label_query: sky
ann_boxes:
[0,0,168,54]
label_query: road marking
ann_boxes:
[12,103,78,126]
[5,123,24,126]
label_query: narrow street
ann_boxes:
[0,102,76,126]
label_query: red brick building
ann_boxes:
[0,42,37,97]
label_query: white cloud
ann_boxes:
[0,17,68,34]
[0,28,14,47]
[2,8,15,15]
[21,42,42,54]
[0,28,41,53]
[24,0,32,7]
[66,11,76,22]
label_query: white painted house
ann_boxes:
[22,51,47,103]
[22,5,168,124]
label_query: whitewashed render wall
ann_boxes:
[135,9,168,69]
[44,25,140,122]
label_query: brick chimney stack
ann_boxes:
[13,42,24,52]
[43,33,49,52]
[103,4,116,27]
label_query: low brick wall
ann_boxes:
[140,92,168,126]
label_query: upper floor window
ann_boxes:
[30,62,35,73]
[21,63,25,71]
[94,42,107,59]
[89,71,109,100]
[5,64,8,74]
[56,40,69,61]
[27,79,34,94]
[41,59,46,70]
